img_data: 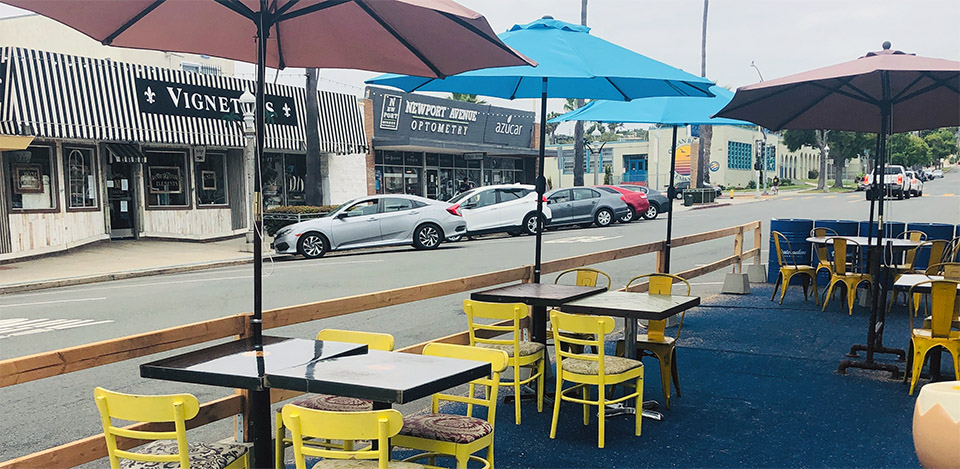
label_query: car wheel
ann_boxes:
[523,213,543,235]
[643,204,659,220]
[675,191,683,200]
[413,224,442,250]
[297,232,328,259]
[619,206,635,223]
[897,190,904,200]
[595,208,614,227]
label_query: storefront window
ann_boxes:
[382,166,404,193]
[195,152,228,206]
[64,146,98,210]
[145,150,189,207]
[284,154,306,205]
[263,153,285,207]
[262,152,310,207]
[404,167,422,196]
[4,146,57,211]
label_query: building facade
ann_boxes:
[0,47,367,260]
[365,87,539,201]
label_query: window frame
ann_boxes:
[382,197,416,213]
[4,143,61,214]
[62,145,101,212]
[143,149,192,210]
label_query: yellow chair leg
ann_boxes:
[811,275,820,306]
[634,375,643,437]
[671,348,681,399]
[822,281,837,311]
[582,386,590,426]
[771,272,783,302]
[549,376,562,439]
[514,364,522,425]
[658,352,672,410]
[846,280,858,315]
[779,271,793,305]
[909,343,927,395]
[597,385,606,449]
[537,358,545,413]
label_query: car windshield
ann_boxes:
[596,187,620,194]
[324,198,360,217]
[883,167,902,174]
[447,191,476,204]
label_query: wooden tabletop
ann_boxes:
[265,350,491,405]
[140,336,367,391]
[471,283,607,306]
[559,291,701,320]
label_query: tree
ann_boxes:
[543,111,563,144]
[824,131,875,188]
[923,128,958,168]
[783,129,830,191]
[888,133,931,168]
[449,93,486,104]
[304,68,323,205]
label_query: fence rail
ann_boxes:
[0,220,761,469]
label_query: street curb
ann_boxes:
[0,257,258,294]
[690,202,733,210]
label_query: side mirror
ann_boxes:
[336,212,349,219]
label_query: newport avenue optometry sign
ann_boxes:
[367,87,534,148]
[135,78,298,125]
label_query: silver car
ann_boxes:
[272,195,466,258]
[544,187,629,228]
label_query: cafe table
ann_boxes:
[560,290,700,421]
[471,283,607,344]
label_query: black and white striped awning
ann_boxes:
[0,47,368,155]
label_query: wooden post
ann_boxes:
[734,226,744,273]
[656,250,666,274]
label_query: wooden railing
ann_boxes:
[0,220,761,468]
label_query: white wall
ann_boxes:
[326,153,368,204]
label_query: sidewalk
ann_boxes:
[0,237,271,294]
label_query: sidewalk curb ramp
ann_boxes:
[0,257,257,294]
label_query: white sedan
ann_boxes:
[272,195,466,258]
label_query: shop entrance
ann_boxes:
[106,161,136,238]
[426,169,439,199]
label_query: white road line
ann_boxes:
[0,297,107,308]
[546,235,623,244]
[0,317,114,339]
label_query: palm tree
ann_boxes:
[449,93,487,104]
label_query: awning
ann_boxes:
[0,135,33,151]
[106,143,147,164]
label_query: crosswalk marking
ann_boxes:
[944,193,956,197]
[0,317,114,339]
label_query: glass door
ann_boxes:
[426,169,439,199]
[106,161,136,238]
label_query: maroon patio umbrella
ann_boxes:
[716,42,960,377]
[0,1,533,466]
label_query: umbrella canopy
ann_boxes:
[367,16,714,288]
[549,86,749,126]
[367,16,714,100]
[715,43,960,132]
[2,0,535,78]
[549,85,751,273]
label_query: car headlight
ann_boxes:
[275,227,292,237]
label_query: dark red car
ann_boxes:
[595,185,650,223]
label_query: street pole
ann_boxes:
[762,130,768,195]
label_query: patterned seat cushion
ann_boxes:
[290,394,374,412]
[399,414,493,444]
[120,441,246,469]
[476,341,545,357]
[312,460,424,469]
[561,354,643,375]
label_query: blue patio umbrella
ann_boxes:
[550,85,751,271]
[367,16,714,288]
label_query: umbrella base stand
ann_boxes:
[837,355,902,379]
[845,343,906,361]
[604,401,663,421]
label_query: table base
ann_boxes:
[604,401,663,421]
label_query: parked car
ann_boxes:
[595,185,649,223]
[272,194,466,259]
[905,170,923,197]
[674,180,723,200]
[616,184,669,220]
[865,164,910,200]
[932,169,944,178]
[544,187,629,228]
[446,184,551,237]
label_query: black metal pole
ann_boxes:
[663,124,679,273]
[533,77,547,283]
[866,71,891,363]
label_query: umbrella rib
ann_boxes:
[508,77,523,100]
[894,75,959,104]
[214,0,257,22]
[604,78,630,101]
[718,82,806,114]
[769,86,838,131]
[278,0,350,22]
[890,74,926,102]
[810,81,879,106]
[353,0,443,78]
[103,0,166,45]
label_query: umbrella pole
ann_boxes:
[663,125,679,273]
[533,78,547,283]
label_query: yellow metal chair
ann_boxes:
[464,299,545,425]
[811,227,839,277]
[94,387,249,469]
[613,273,691,410]
[890,240,951,312]
[276,329,395,469]
[904,279,960,395]
[549,309,644,449]
[771,231,819,305]
[554,267,612,288]
[821,237,871,315]
[281,405,422,469]
[919,263,960,330]
[393,343,508,469]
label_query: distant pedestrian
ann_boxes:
[773,176,780,187]
[458,177,471,193]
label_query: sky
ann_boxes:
[2,0,958,131]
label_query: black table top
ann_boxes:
[140,336,367,391]
[265,350,491,404]
[471,283,607,306]
[559,291,701,320]
[894,274,960,293]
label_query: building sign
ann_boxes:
[710,160,720,172]
[367,87,534,148]
[135,78,298,126]
[148,166,183,194]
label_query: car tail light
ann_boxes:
[863,175,869,184]
[542,196,548,203]
[620,196,627,203]
[897,174,903,184]
[446,204,462,217]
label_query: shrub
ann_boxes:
[779,178,792,186]
[808,169,819,179]
[263,205,338,236]
[746,180,756,189]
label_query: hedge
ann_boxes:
[263,205,339,236]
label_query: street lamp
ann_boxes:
[238,90,258,250]
[585,126,606,185]
[239,90,256,136]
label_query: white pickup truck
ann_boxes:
[864,164,910,200]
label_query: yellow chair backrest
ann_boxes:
[316,329,394,351]
[464,299,528,359]
[94,387,200,469]
[550,309,615,374]
[828,237,861,275]
[900,230,928,242]
[281,405,402,469]
[555,268,612,288]
[626,273,691,340]
[811,228,838,265]
[910,280,960,339]
[421,343,508,420]
[924,262,960,279]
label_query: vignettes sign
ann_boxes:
[135,78,298,125]
[367,87,533,148]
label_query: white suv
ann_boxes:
[447,184,552,237]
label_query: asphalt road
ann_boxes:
[1,171,957,463]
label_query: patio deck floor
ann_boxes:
[307,284,955,468]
